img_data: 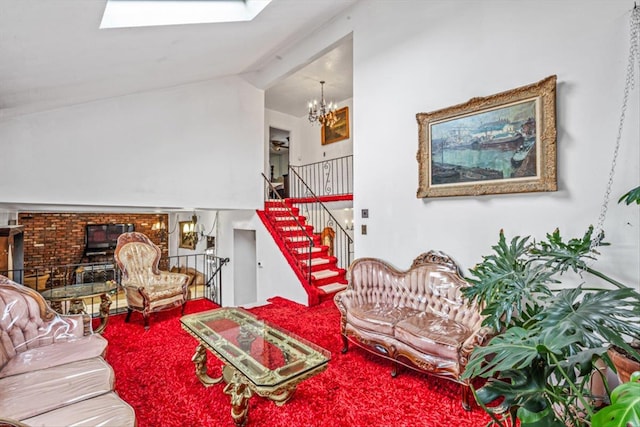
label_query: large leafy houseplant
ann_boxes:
[460,226,640,427]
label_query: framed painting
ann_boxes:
[179,221,196,250]
[322,106,350,145]
[416,75,557,198]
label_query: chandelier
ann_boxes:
[308,81,338,126]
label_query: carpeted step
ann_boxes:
[264,200,293,208]
[287,241,321,251]
[317,284,349,305]
[300,256,337,272]
[285,236,321,246]
[277,225,314,233]
[278,229,315,239]
[265,206,300,217]
[300,256,335,267]
[311,269,341,281]
[285,241,315,249]
[271,215,306,224]
[294,246,325,254]
[317,282,348,294]
[312,269,347,287]
[285,235,316,243]
[294,246,328,260]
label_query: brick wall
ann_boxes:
[18,212,168,271]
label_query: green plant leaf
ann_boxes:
[463,231,555,331]
[463,327,544,379]
[475,369,549,412]
[538,287,640,351]
[619,185,640,205]
[517,406,566,427]
[530,226,604,275]
[472,367,568,427]
[591,372,640,427]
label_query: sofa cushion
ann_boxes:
[347,303,421,336]
[394,312,472,360]
[0,334,108,379]
[0,357,114,420]
[21,391,136,427]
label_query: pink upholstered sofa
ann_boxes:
[334,251,493,410]
[0,275,136,426]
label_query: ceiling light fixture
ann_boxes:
[308,81,338,126]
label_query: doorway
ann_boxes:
[269,127,290,198]
[233,229,257,305]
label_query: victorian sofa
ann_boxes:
[0,275,136,426]
[334,251,493,409]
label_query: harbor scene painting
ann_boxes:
[430,99,537,185]
[417,75,557,198]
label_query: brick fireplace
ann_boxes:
[17,213,168,271]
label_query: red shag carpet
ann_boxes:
[102,298,491,427]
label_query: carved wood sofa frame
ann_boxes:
[334,251,493,410]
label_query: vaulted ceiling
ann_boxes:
[0,0,356,120]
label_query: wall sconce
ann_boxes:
[151,218,167,241]
[182,214,204,247]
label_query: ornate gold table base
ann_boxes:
[49,293,113,334]
[190,344,297,427]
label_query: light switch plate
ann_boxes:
[361,209,369,218]
[361,224,367,235]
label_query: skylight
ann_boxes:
[100,0,272,29]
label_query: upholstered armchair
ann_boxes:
[114,232,189,329]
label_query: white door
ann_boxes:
[233,229,257,305]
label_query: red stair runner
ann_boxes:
[258,199,348,306]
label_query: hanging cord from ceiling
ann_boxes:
[590,5,640,252]
[205,211,218,236]
[163,215,178,236]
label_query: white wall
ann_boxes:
[0,76,264,211]
[349,0,639,289]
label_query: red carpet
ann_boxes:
[103,298,491,427]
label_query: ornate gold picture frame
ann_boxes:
[416,75,557,198]
[322,106,349,145]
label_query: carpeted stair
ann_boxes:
[258,199,348,306]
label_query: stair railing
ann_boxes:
[164,253,229,305]
[289,155,353,198]
[262,174,314,283]
[287,167,354,271]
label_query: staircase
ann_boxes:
[258,199,348,306]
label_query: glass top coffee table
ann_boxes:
[181,307,330,426]
[40,281,118,334]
